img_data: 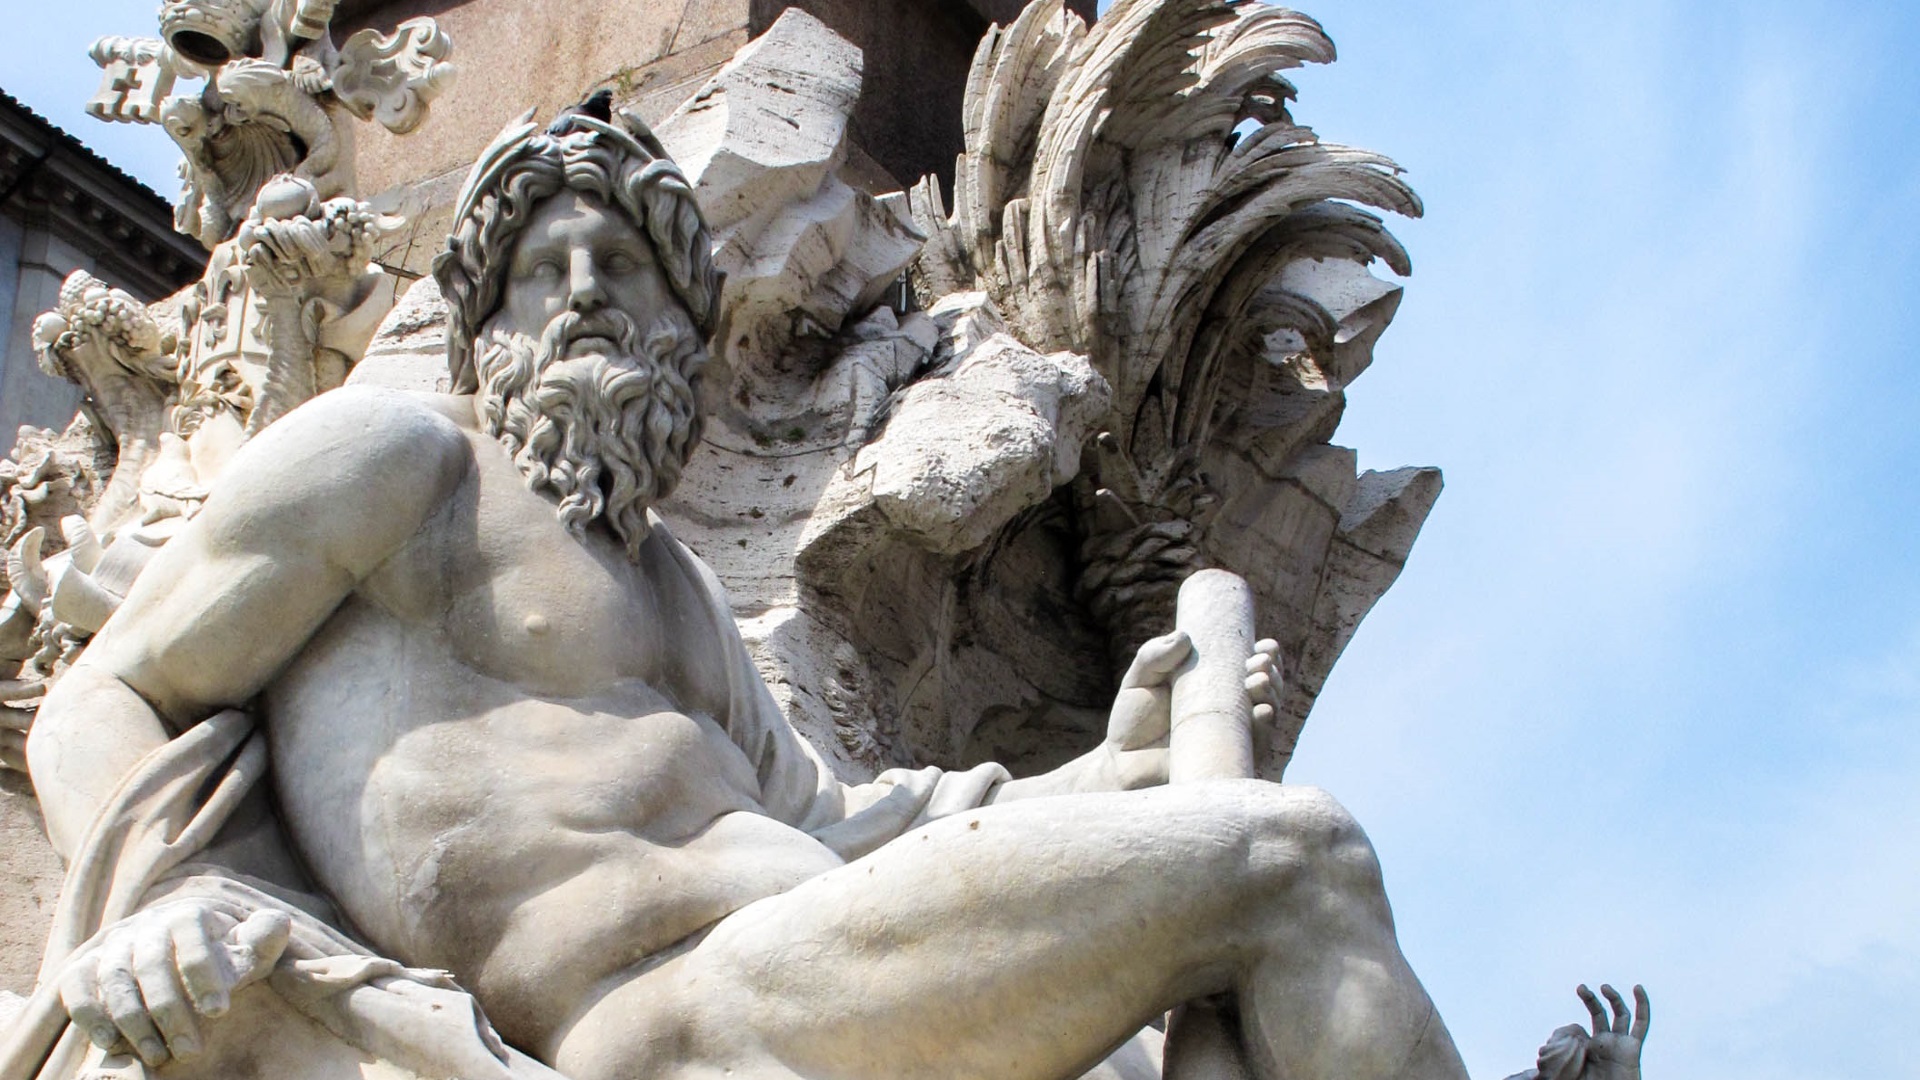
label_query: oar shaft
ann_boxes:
[1169,568,1256,783]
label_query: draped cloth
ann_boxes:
[0,710,563,1080]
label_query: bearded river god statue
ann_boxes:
[1,3,1652,1080]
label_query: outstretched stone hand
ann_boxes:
[1575,983,1651,1080]
[58,899,292,1068]
[1510,984,1650,1080]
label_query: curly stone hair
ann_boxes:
[432,92,721,394]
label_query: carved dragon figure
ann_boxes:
[30,271,180,536]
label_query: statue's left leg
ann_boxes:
[549,780,1467,1080]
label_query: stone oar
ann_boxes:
[1164,569,1263,1080]
[1168,568,1258,784]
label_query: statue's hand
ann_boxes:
[1245,637,1283,732]
[1517,985,1649,1080]
[1095,633,1285,790]
[57,900,292,1068]
[1574,984,1650,1080]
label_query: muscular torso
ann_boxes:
[261,422,841,1046]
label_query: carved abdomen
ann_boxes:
[262,596,841,1046]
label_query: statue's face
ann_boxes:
[497,188,679,359]
[473,183,705,559]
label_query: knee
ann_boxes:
[1236,783,1384,899]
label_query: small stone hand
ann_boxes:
[1101,633,1284,790]
[1574,983,1650,1080]
[58,901,291,1068]
[1510,984,1650,1080]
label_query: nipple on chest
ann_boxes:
[524,613,551,636]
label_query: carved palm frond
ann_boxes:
[914,0,1437,771]
[914,0,1418,472]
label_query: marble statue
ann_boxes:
[0,2,1654,1078]
[1,92,1644,1080]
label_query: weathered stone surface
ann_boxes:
[342,0,752,201]
[657,8,925,404]
[0,776,60,998]
[345,272,452,394]
[750,0,1096,192]
[339,0,1087,283]
[837,296,1106,557]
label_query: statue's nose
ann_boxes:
[567,249,606,313]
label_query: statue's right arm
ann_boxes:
[29,387,472,858]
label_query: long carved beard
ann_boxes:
[474,308,705,559]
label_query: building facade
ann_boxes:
[0,89,203,446]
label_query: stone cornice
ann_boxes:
[0,90,205,300]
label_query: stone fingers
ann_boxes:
[1576,984,1608,1039]
[133,919,201,1061]
[1245,670,1273,726]
[96,941,169,1066]
[224,909,293,989]
[1111,633,1188,750]
[1121,631,1191,689]
[171,905,231,1018]
[1245,643,1282,726]
[1108,685,1170,750]
[1629,985,1651,1041]
[1599,984,1631,1035]
[57,950,125,1054]
[54,904,290,1068]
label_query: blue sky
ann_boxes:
[5,2,1916,1078]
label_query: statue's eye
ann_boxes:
[529,258,563,280]
[603,252,638,275]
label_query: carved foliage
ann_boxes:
[331,19,456,136]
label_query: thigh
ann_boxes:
[633,781,1291,1080]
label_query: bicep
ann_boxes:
[85,516,358,721]
[85,388,470,719]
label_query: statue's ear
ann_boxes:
[616,105,671,162]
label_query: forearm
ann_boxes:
[28,658,174,858]
[988,745,1151,803]
[986,768,1075,804]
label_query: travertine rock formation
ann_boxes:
[908,0,1439,776]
